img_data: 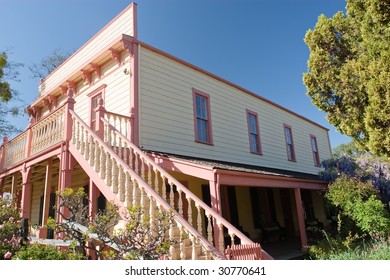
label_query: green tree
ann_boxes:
[0,51,23,137]
[303,0,390,157]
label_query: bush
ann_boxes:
[326,175,390,236]
[0,193,21,260]
[13,243,68,260]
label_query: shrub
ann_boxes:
[13,243,68,260]
[0,193,21,260]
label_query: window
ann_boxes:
[193,89,213,144]
[284,124,296,161]
[310,135,320,166]
[246,110,262,154]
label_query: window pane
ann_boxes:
[311,137,317,152]
[248,114,257,134]
[196,95,207,119]
[285,127,291,144]
[250,134,258,153]
[197,119,208,142]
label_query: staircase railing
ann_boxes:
[69,109,223,260]
[101,112,260,254]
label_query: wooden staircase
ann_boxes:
[67,106,273,260]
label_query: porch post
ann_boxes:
[88,179,98,220]
[25,117,36,158]
[40,158,53,238]
[294,187,308,251]
[58,88,76,222]
[11,173,18,197]
[20,165,32,219]
[0,177,4,194]
[0,136,8,171]
[209,172,223,250]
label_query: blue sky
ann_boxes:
[0,0,350,148]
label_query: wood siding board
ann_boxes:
[139,46,331,175]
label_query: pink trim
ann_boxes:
[246,109,262,155]
[310,135,320,167]
[129,42,139,146]
[192,88,213,145]
[38,3,137,86]
[81,69,92,85]
[138,40,329,131]
[30,34,134,109]
[283,124,296,162]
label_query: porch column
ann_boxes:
[0,136,8,171]
[209,173,223,250]
[88,179,99,220]
[0,177,4,194]
[11,173,18,197]
[20,165,32,219]
[40,159,53,238]
[24,117,36,159]
[294,187,308,251]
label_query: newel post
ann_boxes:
[25,117,36,158]
[0,136,8,171]
[64,88,75,142]
[94,97,105,139]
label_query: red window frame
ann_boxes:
[284,124,296,161]
[192,88,213,145]
[246,109,262,154]
[310,135,320,167]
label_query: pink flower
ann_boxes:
[4,252,12,259]
[9,217,14,223]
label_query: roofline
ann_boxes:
[37,3,137,87]
[137,39,329,132]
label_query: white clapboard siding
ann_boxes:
[74,53,131,122]
[139,46,331,175]
[38,4,135,98]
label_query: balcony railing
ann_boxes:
[0,105,66,171]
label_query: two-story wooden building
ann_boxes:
[0,3,331,260]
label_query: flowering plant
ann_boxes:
[0,193,22,260]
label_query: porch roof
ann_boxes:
[145,151,326,182]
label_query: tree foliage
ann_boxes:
[304,0,390,157]
[0,51,23,137]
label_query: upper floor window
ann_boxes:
[193,89,213,144]
[284,124,296,161]
[310,135,320,167]
[246,110,262,154]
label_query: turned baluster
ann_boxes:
[206,213,213,244]
[112,159,118,194]
[218,222,224,253]
[196,204,202,234]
